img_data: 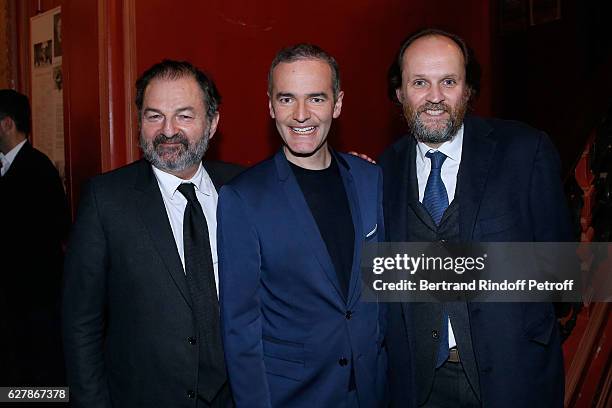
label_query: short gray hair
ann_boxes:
[268,43,341,101]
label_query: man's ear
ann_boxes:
[395,88,404,104]
[0,116,14,132]
[268,93,275,119]
[208,112,220,140]
[332,90,344,119]
[464,87,473,104]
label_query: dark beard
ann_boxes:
[403,95,468,145]
[140,130,209,173]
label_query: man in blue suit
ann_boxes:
[379,29,573,407]
[218,44,386,407]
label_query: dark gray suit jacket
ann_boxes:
[62,159,242,408]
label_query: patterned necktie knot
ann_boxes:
[426,150,447,170]
[177,182,198,203]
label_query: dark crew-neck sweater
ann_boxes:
[289,158,355,299]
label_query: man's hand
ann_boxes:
[348,151,377,164]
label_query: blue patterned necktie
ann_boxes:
[423,150,450,367]
[423,150,449,225]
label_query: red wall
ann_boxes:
[135,0,493,166]
[62,0,102,213]
[14,0,493,212]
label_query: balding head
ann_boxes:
[391,30,474,146]
[388,28,480,105]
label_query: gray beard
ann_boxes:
[140,129,210,173]
[404,93,469,145]
[410,114,461,145]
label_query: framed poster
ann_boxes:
[30,6,64,183]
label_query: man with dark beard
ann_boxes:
[379,29,572,407]
[63,60,241,408]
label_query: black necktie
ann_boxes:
[177,183,227,402]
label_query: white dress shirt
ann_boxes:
[152,163,220,296]
[415,125,464,349]
[0,139,27,176]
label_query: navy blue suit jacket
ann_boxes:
[379,116,573,407]
[218,150,387,408]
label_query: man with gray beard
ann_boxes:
[379,29,572,407]
[63,60,241,408]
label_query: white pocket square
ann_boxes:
[366,224,377,238]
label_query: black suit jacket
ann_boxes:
[62,159,242,408]
[379,116,573,407]
[0,141,69,385]
[1,141,69,299]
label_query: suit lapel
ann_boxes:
[274,150,346,303]
[335,152,363,307]
[457,116,496,241]
[392,137,436,238]
[203,161,222,192]
[203,161,219,192]
[134,160,192,308]
[387,139,411,241]
[2,141,32,180]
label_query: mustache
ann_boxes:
[153,133,189,148]
[417,101,451,114]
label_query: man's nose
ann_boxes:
[426,84,444,104]
[293,101,310,123]
[162,117,178,136]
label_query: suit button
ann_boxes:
[439,239,446,243]
[338,357,348,366]
[345,311,352,320]
[187,390,195,399]
[187,336,197,345]
[432,330,439,340]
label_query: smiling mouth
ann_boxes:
[422,109,447,116]
[157,142,185,148]
[290,126,316,135]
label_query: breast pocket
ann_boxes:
[364,224,378,242]
[262,336,305,381]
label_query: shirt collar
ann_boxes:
[152,162,213,200]
[416,124,464,163]
[1,139,27,167]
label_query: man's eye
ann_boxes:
[413,80,427,87]
[145,114,162,121]
[442,79,457,87]
[310,97,324,103]
[279,97,293,104]
[178,115,193,120]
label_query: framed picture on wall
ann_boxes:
[529,0,561,25]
